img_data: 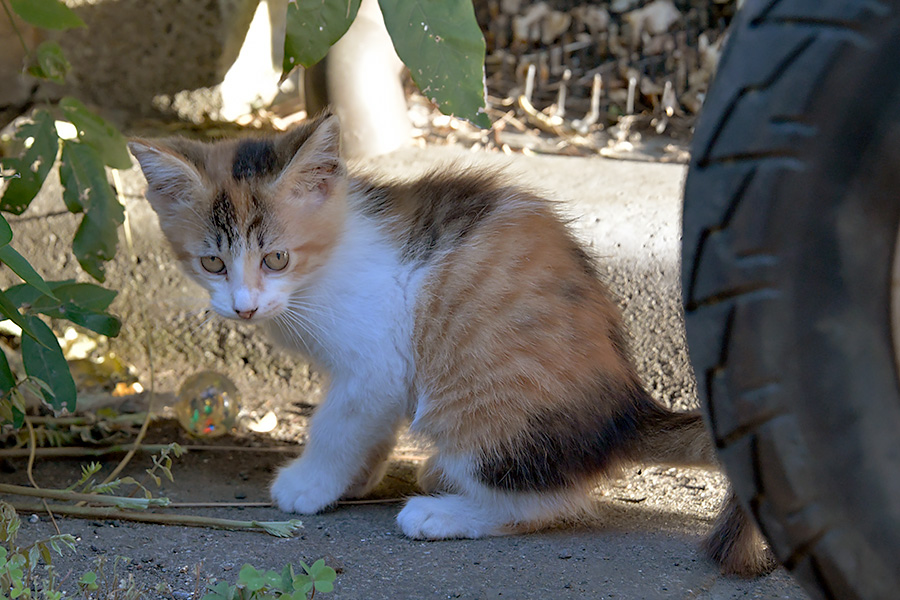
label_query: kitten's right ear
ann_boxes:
[272,114,345,206]
[128,140,204,217]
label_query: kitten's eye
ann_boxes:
[263,250,289,271]
[200,256,226,274]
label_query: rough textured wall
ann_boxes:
[58,0,259,120]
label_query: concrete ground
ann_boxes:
[2,144,810,599]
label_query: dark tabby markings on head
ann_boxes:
[211,190,238,249]
[477,377,660,492]
[246,209,266,249]
[232,140,277,181]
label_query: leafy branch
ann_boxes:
[281,0,489,128]
[0,0,126,426]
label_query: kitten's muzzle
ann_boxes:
[235,308,258,320]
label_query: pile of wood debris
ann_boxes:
[412,0,739,161]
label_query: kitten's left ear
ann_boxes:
[127,140,205,220]
[273,115,345,205]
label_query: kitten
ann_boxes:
[129,112,774,577]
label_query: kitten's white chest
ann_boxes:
[265,210,424,391]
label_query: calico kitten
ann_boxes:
[129,112,774,577]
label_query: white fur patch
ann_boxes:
[266,201,427,508]
[271,456,346,514]
[397,495,501,539]
[398,451,590,539]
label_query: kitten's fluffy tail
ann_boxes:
[630,392,776,577]
[632,396,717,468]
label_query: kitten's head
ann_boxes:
[129,112,347,322]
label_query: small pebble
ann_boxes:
[28,514,39,524]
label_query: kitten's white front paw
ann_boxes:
[397,495,496,539]
[270,460,343,514]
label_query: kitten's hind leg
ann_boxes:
[417,453,460,494]
[399,453,590,539]
[343,433,398,499]
[398,488,588,539]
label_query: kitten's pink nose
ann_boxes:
[235,307,257,320]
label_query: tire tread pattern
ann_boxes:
[682,1,898,598]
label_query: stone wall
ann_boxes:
[58,0,262,121]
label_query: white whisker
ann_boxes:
[286,297,340,328]
[280,309,321,345]
[275,312,317,356]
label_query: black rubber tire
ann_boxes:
[682,1,900,599]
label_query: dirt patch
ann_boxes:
[4,420,803,599]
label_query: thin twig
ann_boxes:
[23,413,148,426]
[99,394,152,485]
[98,205,157,486]
[8,501,303,536]
[338,497,405,506]
[0,483,169,508]
[167,501,275,509]
[0,444,300,459]
[100,343,155,485]
[165,497,406,509]
[25,417,60,534]
[0,0,29,58]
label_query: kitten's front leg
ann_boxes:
[271,376,404,514]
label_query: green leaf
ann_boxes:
[59,98,132,169]
[0,111,59,214]
[5,281,116,314]
[38,542,52,566]
[282,0,361,72]
[0,246,56,299]
[0,386,24,428]
[13,283,122,337]
[28,41,71,84]
[378,0,489,128]
[21,315,76,413]
[0,289,47,345]
[314,580,334,593]
[293,575,314,595]
[2,282,45,308]
[0,503,20,542]
[0,214,12,247]
[279,564,295,592]
[9,0,85,30]
[44,304,121,337]
[238,564,266,592]
[201,581,234,600]
[263,569,284,591]
[59,141,125,281]
[254,519,303,538]
[0,350,15,395]
[52,282,117,311]
[78,571,99,591]
[312,561,335,583]
[307,559,324,576]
